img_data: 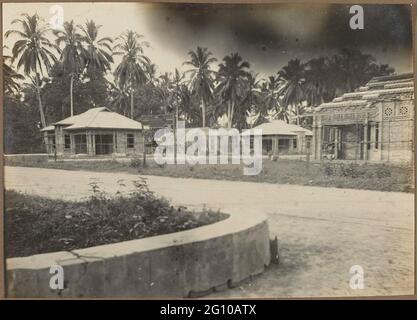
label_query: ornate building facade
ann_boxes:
[312,73,414,163]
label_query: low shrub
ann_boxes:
[129,157,142,169]
[323,162,336,176]
[337,163,364,178]
[372,164,392,179]
[5,178,227,258]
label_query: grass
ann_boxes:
[5,178,227,258]
[6,157,414,193]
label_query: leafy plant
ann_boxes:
[5,180,226,258]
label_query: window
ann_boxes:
[127,134,134,148]
[48,134,56,153]
[262,139,272,155]
[95,134,113,155]
[293,139,297,149]
[74,134,87,154]
[64,134,71,149]
[375,123,379,149]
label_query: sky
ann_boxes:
[2,2,414,80]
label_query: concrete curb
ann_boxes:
[7,209,271,298]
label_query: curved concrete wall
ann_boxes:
[7,210,270,298]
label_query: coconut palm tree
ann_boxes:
[216,53,250,128]
[279,59,306,124]
[237,72,262,130]
[184,47,216,127]
[146,63,158,85]
[5,14,58,127]
[172,68,185,124]
[113,30,150,119]
[156,72,174,114]
[54,20,84,116]
[79,20,113,76]
[243,73,262,111]
[3,54,24,95]
[109,81,130,116]
[263,75,284,114]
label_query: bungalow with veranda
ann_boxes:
[41,107,144,158]
[242,120,313,156]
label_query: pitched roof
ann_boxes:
[50,107,143,131]
[316,73,414,112]
[243,120,313,136]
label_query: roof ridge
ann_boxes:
[85,107,108,127]
[368,72,414,83]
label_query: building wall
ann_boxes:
[313,98,414,164]
[262,134,311,155]
[51,128,144,158]
[380,100,414,163]
[114,130,144,156]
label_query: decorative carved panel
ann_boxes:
[382,101,412,121]
[318,112,369,125]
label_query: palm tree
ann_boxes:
[113,30,150,119]
[216,53,250,129]
[109,81,130,116]
[274,104,293,123]
[146,63,158,85]
[263,75,284,114]
[237,72,262,130]
[54,20,84,116]
[79,20,113,76]
[172,68,185,124]
[5,14,58,127]
[157,72,174,114]
[243,73,261,110]
[3,54,24,94]
[184,47,216,127]
[279,59,306,124]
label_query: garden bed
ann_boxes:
[5,178,227,258]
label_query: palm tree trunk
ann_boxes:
[35,75,46,128]
[201,98,206,128]
[130,90,134,119]
[70,74,74,116]
[34,75,48,151]
[227,101,231,129]
[296,105,300,125]
[229,100,235,129]
[121,103,126,116]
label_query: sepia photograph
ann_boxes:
[1,2,415,299]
